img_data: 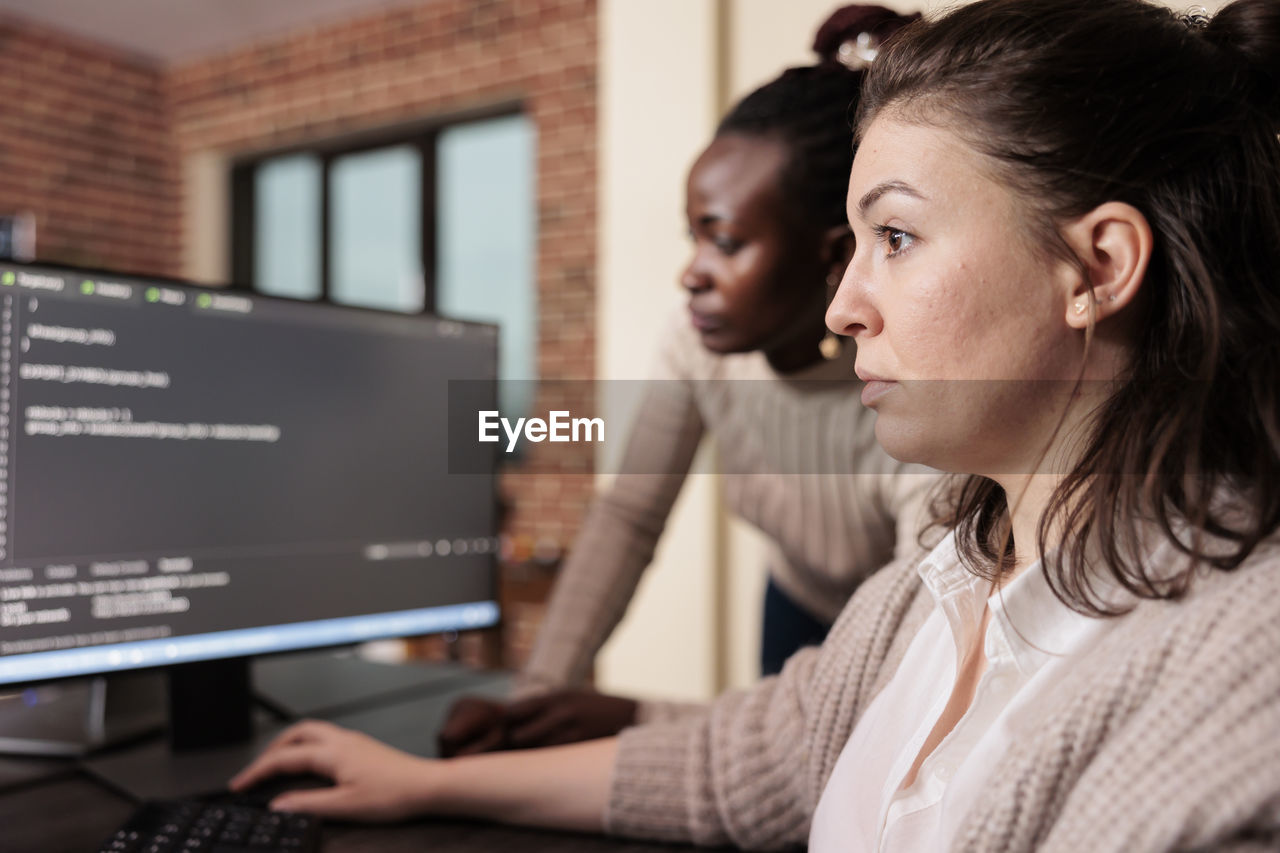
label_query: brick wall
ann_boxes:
[5,0,600,670]
[0,15,181,277]
[168,0,597,547]
[167,0,599,668]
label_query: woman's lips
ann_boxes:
[860,380,897,407]
[689,310,722,332]
[857,368,898,407]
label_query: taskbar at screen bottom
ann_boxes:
[0,601,500,685]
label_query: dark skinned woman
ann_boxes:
[438,4,935,756]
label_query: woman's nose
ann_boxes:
[680,257,712,293]
[825,265,881,339]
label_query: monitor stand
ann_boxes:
[84,665,515,800]
[0,672,165,758]
[81,653,508,801]
[83,657,279,801]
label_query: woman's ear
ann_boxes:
[1059,202,1153,329]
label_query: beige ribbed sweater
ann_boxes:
[605,535,1280,851]
[516,313,938,700]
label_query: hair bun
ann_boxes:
[813,4,923,68]
[1204,0,1280,120]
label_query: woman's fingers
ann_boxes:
[229,743,331,792]
[437,697,505,757]
[230,719,341,790]
[447,724,507,757]
[507,708,569,748]
[503,691,639,746]
[270,786,362,819]
[503,694,551,723]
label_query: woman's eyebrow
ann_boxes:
[695,211,733,227]
[857,180,926,219]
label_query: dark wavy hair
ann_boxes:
[716,4,919,230]
[857,0,1280,614]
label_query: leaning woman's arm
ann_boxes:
[513,318,709,698]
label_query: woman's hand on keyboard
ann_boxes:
[230,717,618,831]
[229,719,437,821]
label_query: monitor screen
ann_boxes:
[0,262,499,688]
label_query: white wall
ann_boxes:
[592,0,724,702]
[182,150,230,285]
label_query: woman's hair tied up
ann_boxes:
[1202,0,1280,123]
[813,4,923,69]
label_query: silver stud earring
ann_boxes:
[1075,301,1088,315]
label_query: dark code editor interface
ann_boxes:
[0,265,498,678]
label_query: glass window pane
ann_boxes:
[330,145,425,312]
[437,114,537,414]
[254,155,321,300]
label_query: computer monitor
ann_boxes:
[0,261,500,754]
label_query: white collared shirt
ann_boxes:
[809,531,1124,852]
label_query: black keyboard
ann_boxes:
[97,799,320,852]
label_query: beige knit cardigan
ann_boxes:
[605,536,1280,851]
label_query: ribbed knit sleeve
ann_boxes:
[633,699,710,725]
[605,553,932,849]
[607,653,824,848]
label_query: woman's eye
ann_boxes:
[714,237,744,255]
[873,225,915,257]
[686,229,742,255]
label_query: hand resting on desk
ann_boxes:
[438,688,639,757]
[229,717,617,832]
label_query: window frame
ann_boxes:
[228,100,527,315]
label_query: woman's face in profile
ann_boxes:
[681,133,828,355]
[827,115,1086,477]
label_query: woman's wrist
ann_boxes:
[422,739,618,831]
[409,754,452,814]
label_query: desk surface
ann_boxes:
[0,773,689,852]
[0,656,708,852]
